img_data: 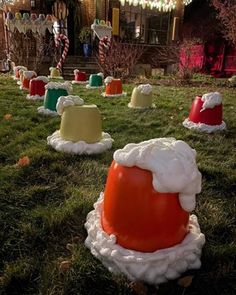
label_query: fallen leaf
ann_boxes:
[129,281,148,295]
[4,114,12,120]
[178,275,194,288]
[59,260,72,272]
[16,156,30,167]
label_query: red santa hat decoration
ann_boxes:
[12,65,27,80]
[26,76,49,100]
[101,76,126,98]
[183,92,226,133]
[72,69,88,85]
[20,70,37,90]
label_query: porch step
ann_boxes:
[63,55,100,80]
[65,55,97,63]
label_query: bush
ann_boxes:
[96,39,145,79]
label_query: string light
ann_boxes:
[119,0,192,11]
[0,0,14,8]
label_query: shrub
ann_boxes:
[96,39,145,79]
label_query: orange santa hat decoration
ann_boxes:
[85,137,205,284]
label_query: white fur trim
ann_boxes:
[47,131,114,154]
[47,76,64,80]
[72,80,89,85]
[45,81,71,92]
[183,118,226,133]
[137,84,152,95]
[23,71,37,79]
[113,138,201,212]
[20,85,29,91]
[37,106,58,116]
[13,66,27,74]
[32,76,49,83]
[101,92,127,98]
[26,94,45,100]
[97,72,104,78]
[201,92,222,112]
[86,84,104,89]
[104,76,114,85]
[85,193,205,285]
[56,95,84,115]
[128,102,156,109]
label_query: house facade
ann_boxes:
[1,0,187,57]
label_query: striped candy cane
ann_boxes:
[55,34,70,70]
[99,36,111,64]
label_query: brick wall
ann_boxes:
[79,0,110,26]
[0,12,5,58]
[81,0,96,26]
[95,0,108,21]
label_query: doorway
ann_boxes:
[67,3,83,55]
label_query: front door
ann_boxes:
[67,3,82,55]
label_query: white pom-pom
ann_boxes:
[104,76,113,85]
[137,84,152,95]
[200,92,222,111]
[97,72,104,79]
[56,95,84,115]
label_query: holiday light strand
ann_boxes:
[119,0,193,11]
[0,0,14,9]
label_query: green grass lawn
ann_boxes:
[0,74,235,295]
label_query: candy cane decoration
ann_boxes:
[55,34,69,70]
[99,36,111,64]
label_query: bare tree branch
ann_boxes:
[95,39,146,79]
[211,0,236,45]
